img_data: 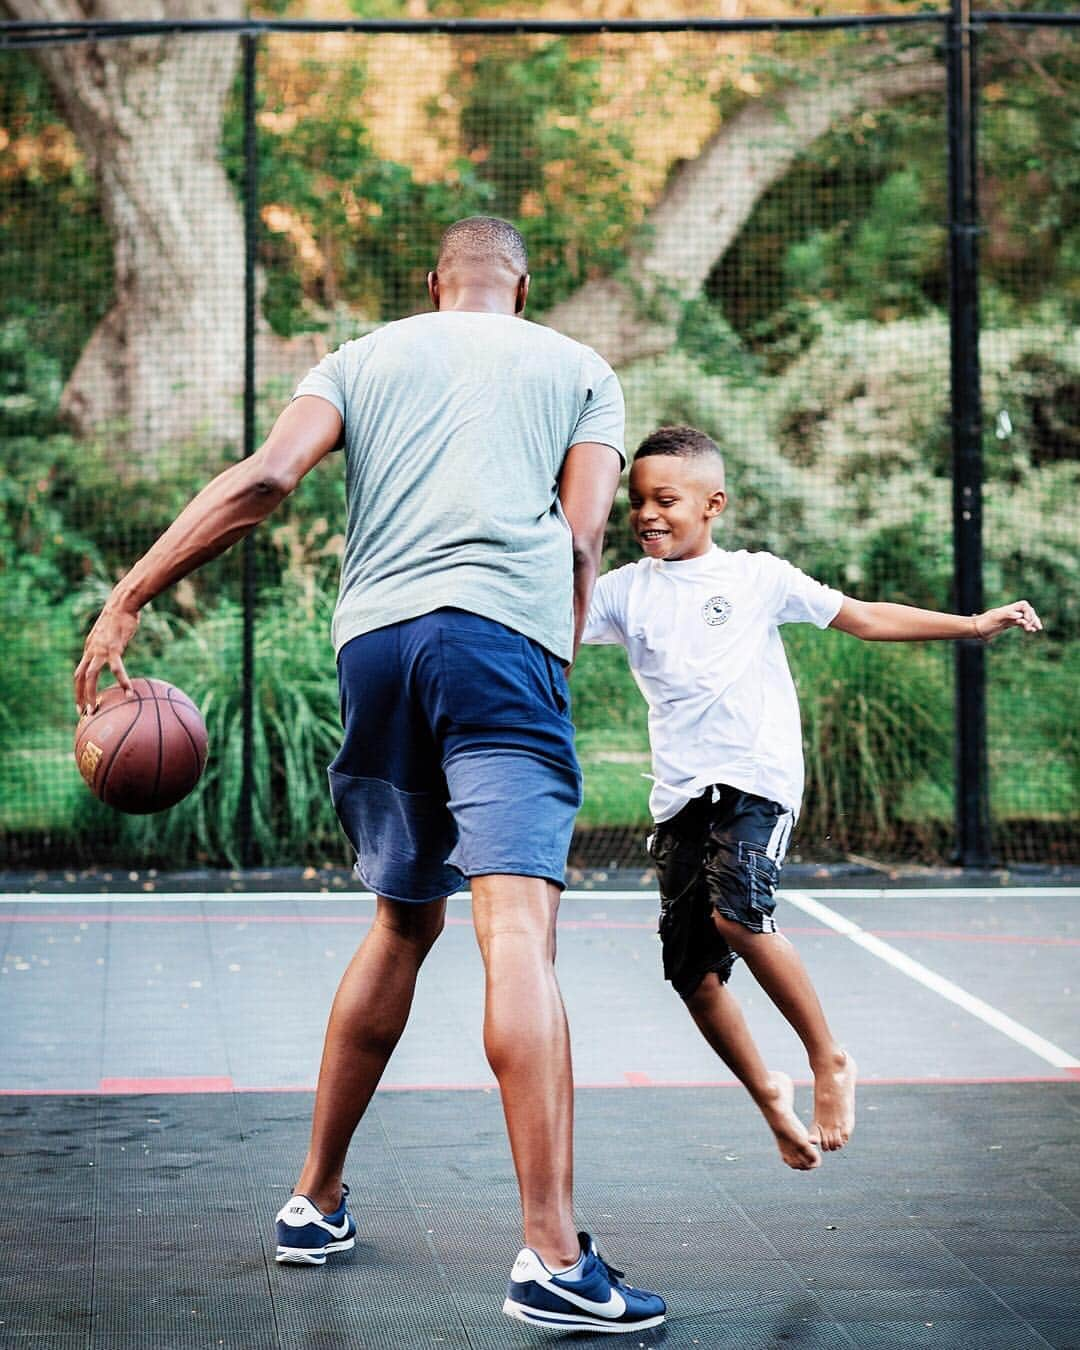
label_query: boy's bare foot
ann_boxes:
[758,1071,821,1171]
[809,1049,856,1151]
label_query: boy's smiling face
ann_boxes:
[628,452,727,562]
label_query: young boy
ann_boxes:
[582,425,1042,1170]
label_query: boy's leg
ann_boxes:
[684,971,820,1170]
[293,894,447,1213]
[651,801,817,1169]
[702,788,855,1152]
[471,874,578,1269]
[709,913,855,1151]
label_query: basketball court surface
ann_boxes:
[1,874,1078,1348]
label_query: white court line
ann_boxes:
[778,887,1080,901]
[1,886,1077,904]
[784,889,1080,1071]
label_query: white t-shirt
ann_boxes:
[583,546,844,822]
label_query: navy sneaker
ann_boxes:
[503,1231,666,1333]
[274,1184,356,1265]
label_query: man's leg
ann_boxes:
[710,913,856,1151]
[684,971,820,1169]
[470,874,578,1271]
[293,894,447,1212]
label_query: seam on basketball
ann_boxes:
[98,697,147,803]
[150,689,164,804]
[167,687,204,770]
[77,686,144,738]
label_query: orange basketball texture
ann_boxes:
[74,679,208,814]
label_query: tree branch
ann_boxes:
[544,48,947,366]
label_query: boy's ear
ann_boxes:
[515,273,530,314]
[706,488,728,519]
[427,270,440,310]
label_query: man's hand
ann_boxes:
[74,603,140,714]
[973,600,1043,641]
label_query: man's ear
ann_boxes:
[427,270,440,310]
[706,488,728,519]
[515,273,530,314]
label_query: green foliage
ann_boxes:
[786,169,945,322]
[224,60,491,332]
[0,318,63,435]
[221,35,640,332]
[857,514,952,613]
[0,56,112,379]
[715,98,947,356]
[457,40,636,310]
[676,299,763,386]
[83,589,345,868]
[786,626,952,855]
[0,572,79,742]
[572,645,652,830]
[978,54,1080,327]
[571,643,644,736]
[989,641,1080,818]
[2,25,1077,863]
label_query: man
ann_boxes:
[74,217,666,1334]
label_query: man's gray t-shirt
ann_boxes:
[293,310,625,664]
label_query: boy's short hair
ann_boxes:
[437,216,528,275]
[634,425,724,468]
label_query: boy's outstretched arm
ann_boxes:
[73,395,343,713]
[830,597,1042,643]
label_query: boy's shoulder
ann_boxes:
[719,547,810,583]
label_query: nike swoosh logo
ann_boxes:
[320,1215,352,1239]
[542,1278,627,1319]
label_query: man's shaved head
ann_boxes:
[634,426,725,483]
[436,216,528,278]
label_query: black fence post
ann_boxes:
[946,0,991,867]
[239,31,258,867]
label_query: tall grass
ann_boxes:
[787,626,952,854]
[73,588,346,867]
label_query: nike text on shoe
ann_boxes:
[274,1184,356,1265]
[502,1231,666,1333]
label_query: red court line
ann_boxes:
[0,1072,1077,1097]
[99,1075,234,1093]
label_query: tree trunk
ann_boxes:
[3,1,245,461]
[544,50,947,367]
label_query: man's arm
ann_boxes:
[829,597,1042,642]
[74,395,343,711]
[557,441,623,665]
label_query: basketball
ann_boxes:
[74,678,208,814]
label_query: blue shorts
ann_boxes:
[328,609,582,903]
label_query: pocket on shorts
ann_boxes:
[439,631,540,728]
[544,651,571,717]
[651,826,703,908]
[704,837,780,931]
[739,841,780,923]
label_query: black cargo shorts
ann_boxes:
[648,784,794,999]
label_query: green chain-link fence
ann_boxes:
[1,14,1076,870]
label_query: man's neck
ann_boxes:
[437,287,519,315]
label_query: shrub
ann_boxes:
[74,588,346,868]
[786,625,952,855]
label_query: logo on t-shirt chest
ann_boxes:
[702,595,732,627]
